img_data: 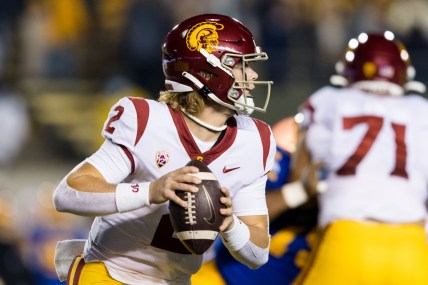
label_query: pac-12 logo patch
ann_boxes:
[186,21,224,53]
[156,151,171,168]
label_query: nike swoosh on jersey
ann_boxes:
[202,185,216,225]
[223,166,240,173]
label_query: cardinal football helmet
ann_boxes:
[162,14,273,115]
[330,31,425,95]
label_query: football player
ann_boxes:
[293,31,428,285]
[53,14,276,285]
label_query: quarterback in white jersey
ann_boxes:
[53,14,275,285]
[293,32,428,285]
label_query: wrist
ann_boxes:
[220,215,250,251]
[115,182,151,213]
[281,181,308,209]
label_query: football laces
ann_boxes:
[184,192,197,225]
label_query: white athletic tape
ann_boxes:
[220,215,250,251]
[115,182,151,213]
[281,181,308,208]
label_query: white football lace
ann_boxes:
[184,192,197,225]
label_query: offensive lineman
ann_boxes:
[293,31,428,285]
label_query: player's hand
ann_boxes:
[219,187,234,232]
[149,166,200,207]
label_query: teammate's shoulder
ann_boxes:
[403,93,428,103]
[402,93,428,111]
[302,85,343,109]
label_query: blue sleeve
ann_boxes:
[215,230,310,285]
[266,146,291,190]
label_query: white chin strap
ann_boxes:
[181,108,227,132]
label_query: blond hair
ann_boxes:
[158,91,206,115]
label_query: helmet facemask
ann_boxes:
[178,48,272,116]
[221,51,272,115]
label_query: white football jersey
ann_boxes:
[301,86,428,227]
[83,97,276,284]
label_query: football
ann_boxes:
[169,159,225,255]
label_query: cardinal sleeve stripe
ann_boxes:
[253,118,271,170]
[128,97,149,146]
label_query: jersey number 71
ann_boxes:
[336,115,408,179]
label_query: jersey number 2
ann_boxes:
[336,115,408,179]
[105,105,124,134]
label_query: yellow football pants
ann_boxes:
[67,255,125,285]
[294,220,428,285]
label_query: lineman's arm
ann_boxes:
[266,130,321,221]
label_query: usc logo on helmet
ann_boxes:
[186,21,224,53]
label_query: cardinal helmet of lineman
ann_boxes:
[330,31,426,96]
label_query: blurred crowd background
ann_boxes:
[1,0,428,284]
